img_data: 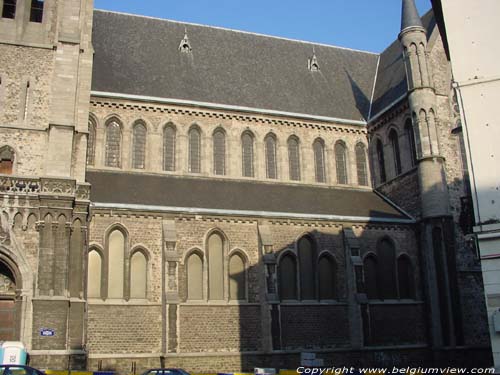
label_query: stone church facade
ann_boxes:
[0,0,492,372]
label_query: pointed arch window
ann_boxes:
[355,143,368,186]
[87,118,96,166]
[213,129,226,175]
[377,238,397,299]
[163,124,176,171]
[208,232,224,300]
[405,119,417,167]
[130,251,147,299]
[265,134,277,179]
[318,254,337,300]
[389,129,402,175]
[132,122,147,169]
[335,141,348,184]
[242,132,254,177]
[188,126,201,173]
[313,138,326,183]
[186,252,203,300]
[87,249,102,299]
[107,229,125,299]
[279,253,297,300]
[288,136,301,181]
[0,146,15,175]
[105,120,122,168]
[376,139,386,183]
[229,253,246,300]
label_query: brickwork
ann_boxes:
[178,305,261,352]
[87,304,162,354]
[367,303,427,345]
[280,304,350,349]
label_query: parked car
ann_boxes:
[0,365,45,375]
[141,369,190,375]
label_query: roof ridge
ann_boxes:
[94,9,379,56]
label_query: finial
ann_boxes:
[308,47,320,72]
[178,28,192,53]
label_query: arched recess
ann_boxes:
[228,251,247,301]
[376,237,397,299]
[104,117,122,168]
[397,254,415,299]
[297,235,316,300]
[318,253,337,300]
[0,145,15,175]
[363,253,378,299]
[207,231,226,300]
[278,252,297,301]
[87,247,103,299]
[186,249,204,300]
[106,226,127,299]
[87,116,97,166]
[405,119,417,167]
[130,248,148,299]
[0,252,21,341]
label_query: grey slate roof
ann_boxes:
[86,171,410,221]
[91,10,379,122]
[401,0,424,31]
[370,11,436,118]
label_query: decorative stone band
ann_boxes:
[0,175,90,200]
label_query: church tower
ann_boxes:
[0,0,93,368]
[399,0,462,348]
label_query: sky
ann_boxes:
[93,0,432,53]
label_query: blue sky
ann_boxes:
[93,0,431,53]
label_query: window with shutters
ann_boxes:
[318,254,337,300]
[355,143,368,186]
[186,250,203,300]
[335,141,348,184]
[376,139,386,183]
[213,128,226,175]
[188,126,201,173]
[0,146,15,175]
[389,129,402,175]
[242,131,254,177]
[265,134,277,179]
[405,119,417,167]
[132,122,147,169]
[279,253,297,300]
[288,136,301,181]
[87,117,96,166]
[105,120,122,168]
[163,123,176,171]
[313,138,326,183]
[229,252,246,300]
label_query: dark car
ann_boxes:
[0,365,45,375]
[141,369,190,375]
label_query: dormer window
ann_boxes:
[2,0,16,19]
[308,50,320,72]
[30,0,44,23]
[178,31,192,53]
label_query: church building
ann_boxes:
[0,0,492,372]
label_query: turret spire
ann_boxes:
[401,0,423,31]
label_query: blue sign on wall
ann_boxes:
[39,328,56,337]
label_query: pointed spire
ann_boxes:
[401,0,423,31]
